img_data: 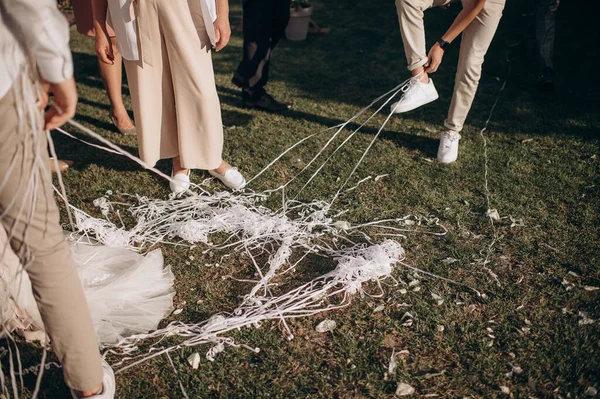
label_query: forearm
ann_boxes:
[442,0,485,42]
[91,0,109,36]
[215,0,229,20]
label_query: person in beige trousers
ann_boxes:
[391,0,506,163]
[0,0,115,397]
[92,0,247,194]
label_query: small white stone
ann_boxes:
[431,293,444,306]
[486,209,501,221]
[584,386,597,397]
[173,309,183,315]
[500,386,510,395]
[373,305,385,313]
[388,350,398,375]
[395,382,415,396]
[316,319,337,333]
[187,353,200,370]
[436,325,445,333]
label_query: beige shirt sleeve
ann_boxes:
[2,0,73,83]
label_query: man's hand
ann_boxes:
[95,30,114,64]
[213,17,231,52]
[42,77,78,131]
[424,42,445,74]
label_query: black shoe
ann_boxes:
[231,74,244,88]
[243,92,291,112]
[536,67,554,92]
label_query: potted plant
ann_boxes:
[286,0,313,41]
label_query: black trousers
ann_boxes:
[234,0,290,98]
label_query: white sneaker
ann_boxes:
[169,170,191,194]
[209,167,246,190]
[70,359,116,399]
[437,130,461,163]
[391,77,439,114]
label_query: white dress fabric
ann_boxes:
[0,230,175,344]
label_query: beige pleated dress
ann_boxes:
[123,0,223,170]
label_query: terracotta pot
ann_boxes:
[285,5,313,41]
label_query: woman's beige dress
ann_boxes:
[123,0,224,170]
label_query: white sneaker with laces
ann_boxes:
[71,359,116,399]
[437,130,461,163]
[169,170,191,194]
[209,167,246,190]
[391,77,439,114]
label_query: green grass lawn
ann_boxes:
[7,0,600,397]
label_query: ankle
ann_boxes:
[411,68,429,83]
[213,160,231,175]
[78,384,103,397]
[110,106,128,118]
[172,157,189,175]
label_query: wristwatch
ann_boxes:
[437,39,451,51]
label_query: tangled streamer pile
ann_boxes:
[2,74,455,398]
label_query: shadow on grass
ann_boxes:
[217,0,599,141]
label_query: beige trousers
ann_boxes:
[124,0,224,170]
[395,0,506,132]
[0,76,102,391]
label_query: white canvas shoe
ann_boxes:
[71,359,116,399]
[209,168,246,190]
[169,170,191,194]
[437,130,461,163]
[391,77,439,114]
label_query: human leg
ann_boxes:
[123,8,178,170]
[395,0,437,73]
[97,37,135,133]
[0,75,103,394]
[439,0,505,162]
[535,0,559,88]
[231,0,289,111]
[271,0,291,49]
[159,0,224,171]
[444,0,505,132]
[391,0,443,114]
[233,0,274,94]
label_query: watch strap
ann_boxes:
[437,39,451,51]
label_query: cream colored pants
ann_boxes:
[124,0,224,170]
[0,76,102,392]
[395,0,506,132]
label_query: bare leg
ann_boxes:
[172,156,189,176]
[213,160,233,174]
[98,37,134,130]
[411,66,429,82]
[172,156,233,176]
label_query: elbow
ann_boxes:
[473,0,486,14]
[464,0,485,15]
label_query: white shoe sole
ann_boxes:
[209,170,246,191]
[391,92,439,114]
[437,155,458,164]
